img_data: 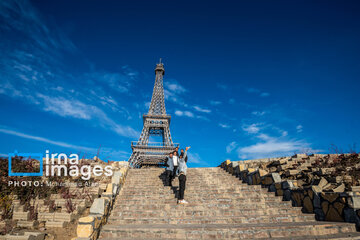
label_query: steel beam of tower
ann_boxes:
[128,60,178,168]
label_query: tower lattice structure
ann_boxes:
[128,60,178,167]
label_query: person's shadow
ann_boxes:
[159,170,180,200]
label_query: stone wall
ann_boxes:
[73,163,129,240]
[0,158,129,240]
[221,154,360,230]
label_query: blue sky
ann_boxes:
[0,0,359,167]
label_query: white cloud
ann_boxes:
[186,152,208,166]
[242,123,261,134]
[0,1,140,139]
[257,133,273,141]
[210,100,222,106]
[184,111,194,118]
[175,110,194,118]
[0,1,75,53]
[165,82,186,93]
[239,140,302,154]
[37,94,92,120]
[86,71,134,93]
[237,130,318,159]
[112,124,139,138]
[193,105,211,113]
[237,138,311,159]
[99,148,131,162]
[0,126,133,161]
[246,87,270,97]
[196,115,210,121]
[175,110,209,121]
[98,95,119,110]
[229,98,235,104]
[246,88,260,93]
[219,123,230,129]
[226,141,237,153]
[164,81,187,105]
[36,94,139,138]
[144,101,151,109]
[121,65,139,79]
[0,127,96,152]
[164,89,184,105]
[52,86,64,92]
[296,125,303,133]
[252,111,266,116]
[187,152,202,164]
[217,83,228,90]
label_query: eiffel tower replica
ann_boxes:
[128,60,178,168]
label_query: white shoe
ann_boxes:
[178,199,188,204]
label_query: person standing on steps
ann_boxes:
[180,149,188,163]
[177,146,190,204]
[172,150,179,182]
[174,146,180,159]
[165,152,174,186]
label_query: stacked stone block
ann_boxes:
[73,164,129,240]
[221,153,360,230]
[1,160,128,240]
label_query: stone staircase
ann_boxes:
[99,167,360,239]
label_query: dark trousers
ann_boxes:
[172,166,178,180]
[165,170,172,186]
[178,174,186,200]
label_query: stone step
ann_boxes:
[116,197,293,205]
[114,197,284,205]
[12,211,29,221]
[121,187,264,193]
[121,186,265,191]
[109,208,307,218]
[107,214,315,225]
[120,187,263,192]
[45,221,67,228]
[98,167,360,239]
[121,186,262,191]
[114,200,287,208]
[108,200,294,211]
[125,179,243,183]
[37,212,74,222]
[125,181,244,185]
[118,191,277,198]
[111,204,295,212]
[99,222,360,239]
[127,170,222,175]
[126,176,239,180]
[122,183,249,187]
[16,220,36,228]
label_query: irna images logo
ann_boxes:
[8,150,113,180]
[8,150,43,177]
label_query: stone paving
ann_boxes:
[98,167,360,239]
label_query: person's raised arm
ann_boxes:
[184,146,191,159]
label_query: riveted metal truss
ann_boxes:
[128,60,178,168]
